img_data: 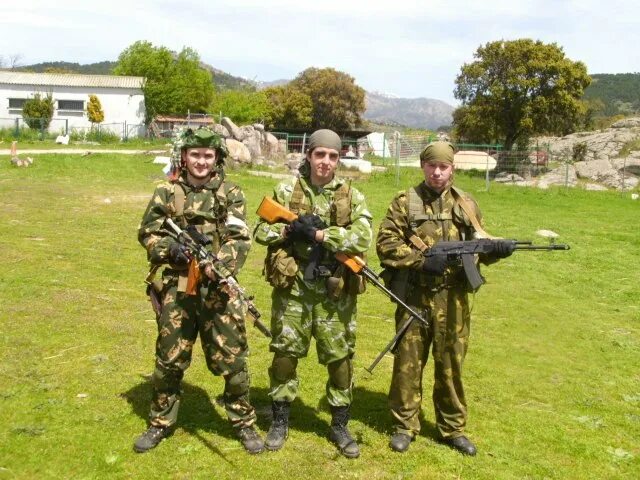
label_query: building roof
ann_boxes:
[0,71,144,89]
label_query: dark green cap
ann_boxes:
[420,141,455,164]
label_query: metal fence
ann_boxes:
[0,117,146,141]
[382,132,636,191]
[271,132,361,155]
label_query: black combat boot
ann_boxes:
[237,425,265,454]
[389,432,414,453]
[328,405,360,459]
[442,435,477,456]
[265,401,290,451]
[133,425,171,453]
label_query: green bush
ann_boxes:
[22,93,54,130]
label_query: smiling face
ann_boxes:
[422,160,454,193]
[183,147,216,185]
[307,147,340,186]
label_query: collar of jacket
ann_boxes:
[177,172,223,192]
[299,173,344,193]
[417,181,452,201]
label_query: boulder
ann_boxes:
[611,117,640,128]
[242,129,262,158]
[262,132,280,158]
[225,139,251,164]
[253,123,265,132]
[584,183,608,191]
[611,156,640,176]
[537,165,577,189]
[221,117,245,141]
[574,159,617,180]
[212,123,230,138]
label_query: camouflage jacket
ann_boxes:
[254,174,373,261]
[377,182,490,274]
[138,173,251,275]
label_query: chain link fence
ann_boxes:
[0,117,146,142]
[373,132,636,191]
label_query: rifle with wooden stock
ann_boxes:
[164,218,272,338]
[256,196,430,372]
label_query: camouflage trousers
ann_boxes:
[389,284,470,439]
[268,276,357,406]
[149,274,256,430]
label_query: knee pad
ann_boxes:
[224,368,250,397]
[269,354,298,384]
[327,357,352,391]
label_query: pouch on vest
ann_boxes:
[380,267,410,303]
[264,245,298,289]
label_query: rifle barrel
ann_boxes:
[515,244,570,251]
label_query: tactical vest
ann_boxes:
[263,178,355,291]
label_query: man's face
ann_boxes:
[422,160,454,192]
[307,147,339,186]
[183,147,216,180]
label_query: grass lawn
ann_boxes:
[0,154,638,479]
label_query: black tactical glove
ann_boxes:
[421,255,448,276]
[288,214,324,242]
[168,242,191,266]
[493,239,516,259]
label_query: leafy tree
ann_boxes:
[22,93,54,130]
[263,85,313,129]
[453,39,591,151]
[210,88,270,125]
[113,41,214,123]
[87,94,105,125]
[290,67,365,130]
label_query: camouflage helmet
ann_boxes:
[169,126,229,173]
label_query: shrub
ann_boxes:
[22,93,54,130]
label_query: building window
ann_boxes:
[58,100,84,111]
[8,98,26,110]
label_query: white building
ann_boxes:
[0,71,146,137]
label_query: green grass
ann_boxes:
[0,155,639,479]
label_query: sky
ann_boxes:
[1,0,638,105]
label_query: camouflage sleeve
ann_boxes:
[218,183,251,275]
[321,187,372,254]
[253,180,292,247]
[376,192,423,270]
[137,182,175,264]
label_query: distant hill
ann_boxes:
[15,61,116,75]
[584,73,640,116]
[16,60,253,91]
[364,92,454,129]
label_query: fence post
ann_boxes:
[382,132,386,166]
[40,118,45,141]
[485,152,491,191]
[14,118,19,138]
[124,121,128,142]
[394,131,401,186]
[65,119,68,136]
[301,133,307,154]
[564,160,569,188]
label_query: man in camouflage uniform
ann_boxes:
[254,129,372,458]
[134,127,264,454]
[376,141,514,456]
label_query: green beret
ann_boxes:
[420,141,455,165]
[308,129,342,153]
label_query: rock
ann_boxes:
[278,139,288,155]
[611,156,640,176]
[212,123,230,138]
[225,139,251,164]
[262,132,280,158]
[611,117,640,128]
[252,156,265,167]
[56,134,70,145]
[584,183,608,191]
[494,172,525,183]
[537,165,577,189]
[221,117,245,141]
[242,129,262,158]
[253,123,265,132]
[574,159,617,180]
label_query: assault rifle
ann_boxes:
[256,196,430,372]
[164,218,272,338]
[425,239,570,292]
